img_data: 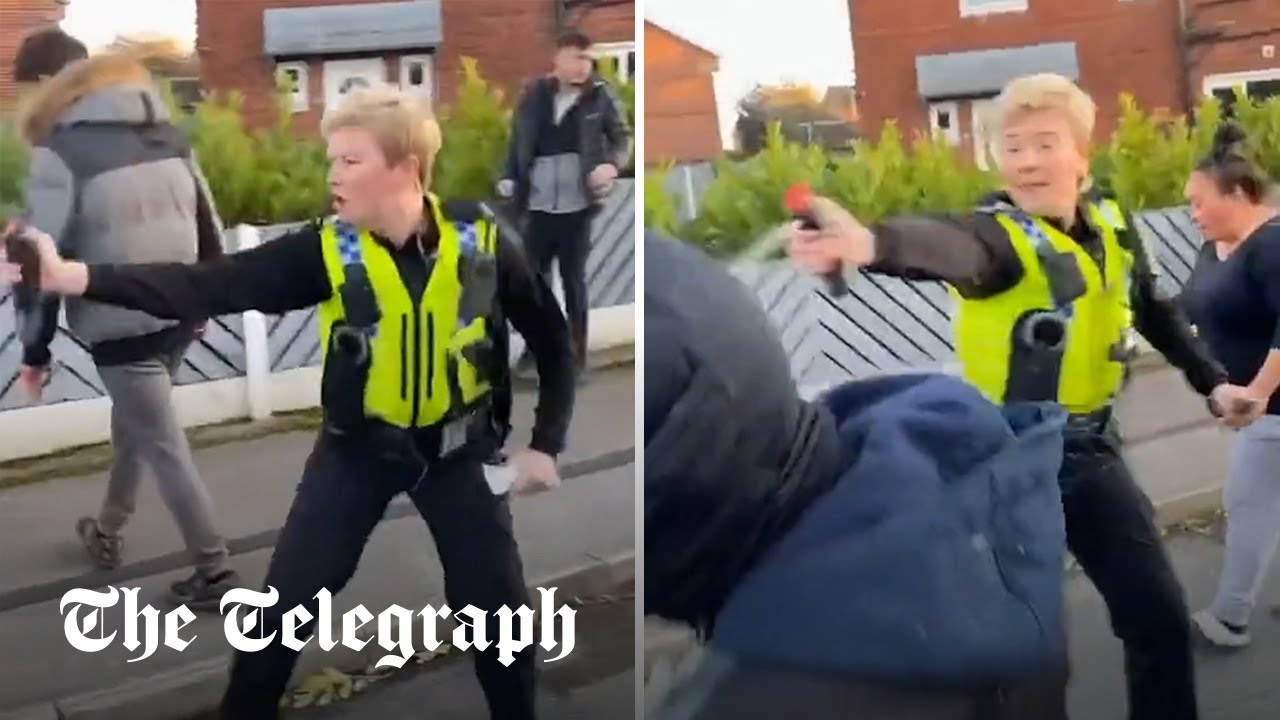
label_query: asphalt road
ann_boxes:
[1067,525,1280,720]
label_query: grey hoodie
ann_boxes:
[21,83,223,367]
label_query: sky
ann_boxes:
[61,0,197,51]
[643,0,856,148]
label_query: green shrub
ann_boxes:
[643,161,680,235]
[672,92,1280,253]
[826,121,997,221]
[0,120,28,224]
[183,88,329,226]
[433,57,511,202]
[1227,91,1280,182]
[682,123,830,257]
[1097,94,1219,211]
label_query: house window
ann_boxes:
[960,0,1029,18]
[322,58,387,111]
[590,42,636,82]
[929,101,960,146]
[1204,70,1280,118]
[399,54,434,101]
[275,61,309,113]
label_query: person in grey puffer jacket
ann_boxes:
[12,32,239,607]
[500,29,632,381]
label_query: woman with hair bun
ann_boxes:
[1181,121,1280,649]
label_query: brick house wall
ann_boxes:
[849,0,1277,164]
[576,0,633,48]
[1186,0,1280,98]
[196,0,634,134]
[0,0,68,112]
[643,21,721,164]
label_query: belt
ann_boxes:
[354,409,484,466]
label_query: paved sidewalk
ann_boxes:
[0,367,635,717]
[1067,528,1280,720]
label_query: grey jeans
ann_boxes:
[95,349,229,575]
[1210,414,1280,627]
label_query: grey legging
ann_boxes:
[1209,414,1280,627]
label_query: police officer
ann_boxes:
[788,73,1259,720]
[2,85,575,719]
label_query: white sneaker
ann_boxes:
[1191,609,1251,648]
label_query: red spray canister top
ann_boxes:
[784,183,849,296]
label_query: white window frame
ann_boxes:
[960,0,1029,18]
[1201,68,1280,98]
[970,97,1000,169]
[275,61,309,114]
[589,41,636,82]
[399,54,434,101]
[322,57,387,111]
[928,101,961,146]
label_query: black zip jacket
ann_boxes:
[503,73,632,212]
[80,199,575,455]
[864,190,1227,397]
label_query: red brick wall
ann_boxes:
[849,0,1188,151]
[576,0,634,45]
[1186,0,1280,90]
[0,0,68,112]
[644,22,721,163]
[196,0,635,134]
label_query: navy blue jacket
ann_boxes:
[712,373,1069,683]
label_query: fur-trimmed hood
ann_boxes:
[17,48,170,145]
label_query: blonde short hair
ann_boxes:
[995,73,1096,149]
[320,84,442,188]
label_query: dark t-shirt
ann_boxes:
[1180,218,1280,415]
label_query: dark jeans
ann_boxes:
[524,210,592,370]
[219,434,535,720]
[1060,418,1198,720]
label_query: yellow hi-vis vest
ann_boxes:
[953,199,1136,414]
[316,196,498,429]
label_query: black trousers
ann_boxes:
[524,209,592,370]
[1059,418,1197,720]
[219,434,535,720]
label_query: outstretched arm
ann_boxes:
[865,212,1024,298]
[82,224,333,320]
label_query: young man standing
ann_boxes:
[11,34,238,606]
[499,30,632,382]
